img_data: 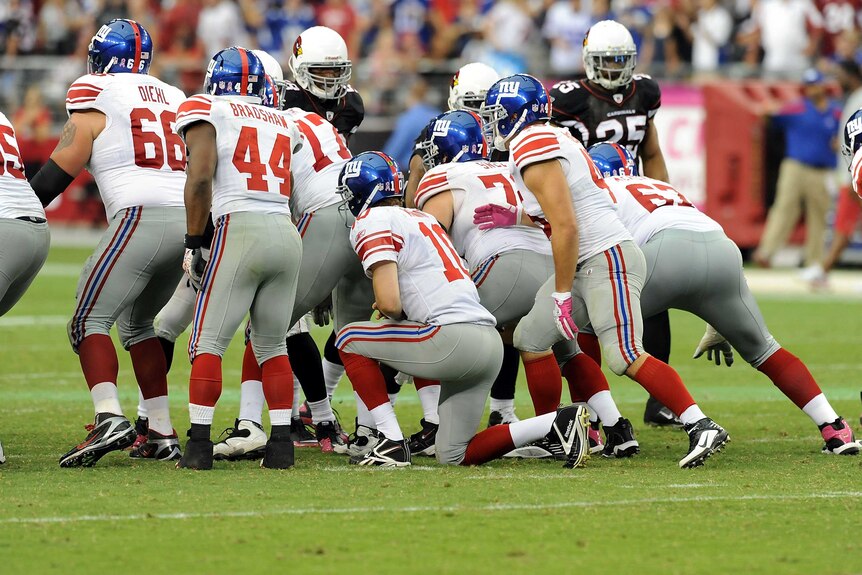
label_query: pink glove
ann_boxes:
[551,291,578,340]
[473,203,523,231]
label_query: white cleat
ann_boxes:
[213,419,267,461]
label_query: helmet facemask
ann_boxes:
[481,103,527,152]
[296,62,352,99]
[586,51,636,90]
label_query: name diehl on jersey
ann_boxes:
[549,74,661,159]
[281,81,365,137]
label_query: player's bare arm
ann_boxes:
[521,159,578,294]
[182,122,217,237]
[30,111,105,206]
[640,120,669,182]
[420,189,454,231]
[404,154,426,208]
[369,261,403,319]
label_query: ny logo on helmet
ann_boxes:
[432,119,451,137]
[94,24,111,42]
[497,81,521,97]
[343,160,363,180]
[847,116,862,138]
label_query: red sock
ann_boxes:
[523,354,562,415]
[562,353,609,403]
[339,350,389,410]
[632,356,695,417]
[78,334,118,390]
[461,424,516,466]
[129,338,167,400]
[242,341,262,381]
[261,355,294,410]
[189,353,222,407]
[414,377,439,389]
[757,348,823,409]
[577,332,602,366]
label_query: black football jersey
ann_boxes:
[280,81,365,138]
[548,75,661,159]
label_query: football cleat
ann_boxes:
[349,436,411,467]
[213,419,267,460]
[177,437,213,470]
[291,417,318,448]
[335,420,381,457]
[0,439,5,464]
[261,427,294,469]
[548,404,591,469]
[487,409,519,428]
[129,416,148,451]
[315,420,346,453]
[299,400,312,427]
[679,417,729,468]
[819,418,860,455]
[602,417,640,458]
[59,413,136,468]
[407,418,438,457]
[588,421,604,455]
[503,435,566,459]
[644,396,683,427]
[129,429,182,461]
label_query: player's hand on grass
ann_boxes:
[473,203,523,230]
[551,291,578,340]
[692,324,734,366]
[183,247,209,292]
[312,295,333,326]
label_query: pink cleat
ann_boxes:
[588,422,604,455]
[819,418,860,455]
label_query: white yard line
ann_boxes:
[1,491,859,525]
[0,315,68,327]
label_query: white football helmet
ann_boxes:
[288,26,352,100]
[582,20,637,90]
[448,62,501,112]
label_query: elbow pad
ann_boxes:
[30,159,75,207]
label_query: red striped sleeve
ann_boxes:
[65,82,104,107]
[512,131,562,168]
[357,235,398,261]
[176,96,212,121]
[414,172,449,207]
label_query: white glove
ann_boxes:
[183,247,210,292]
[692,324,734,367]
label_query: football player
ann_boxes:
[0,110,52,465]
[588,142,859,455]
[414,110,635,458]
[549,20,677,427]
[174,47,304,470]
[335,151,591,468]
[845,108,862,198]
[478,74,728,468]
[31,20,186,467]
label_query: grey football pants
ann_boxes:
[0,218,49,316]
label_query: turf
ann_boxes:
[0,246,860,575]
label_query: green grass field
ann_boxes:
[1,246,861,575]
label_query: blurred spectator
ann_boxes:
[96,0,130,27]
[652,3,693,78]
[590,0,615,23]
[13,84,53,175]
[754,69,843,268]
[317,0,360,57]
[159,3,205,95]
[36,0,84,55]
[691,0,734,76]
[832,29,862,64]
[814,0,861,59]
[1,0,36,56]
[476,0,536,75]
[543,0,592,76]
[752,0,823,78]
[391,0,432,53]
[258,0,315,65]
[383,78,439,170]
[197,0,250,60]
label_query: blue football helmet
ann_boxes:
[262,75,279,109]
[337,152,405,217]
[588,142,638,177]
[204,47,268,105]
[87,19,153,75]
[416,110,488,170]
[842,108,862,163]
[481,74,551,152]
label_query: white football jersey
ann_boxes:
[283,108,352,216]
[350,206,496,327]
[66,73,187,219]
[605,175,723,245]
[414,160,551,270]
[175,95,302,220]
[508,124,632,263]
[851,147,862,198]
[0,111,44,219]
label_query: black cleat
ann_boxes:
[602,418,640,458]
[177,435,214,470]
[548,404,590,469]
[315,420,347,453]
[130,429,182,461]
[349,436,411,467]
[407,419,438,456]
[261,427,295,469]
[59,413,136,468]
[644,396,682,427]
[291,416,318,448]
[680,418,729,468]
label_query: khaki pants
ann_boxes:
[757,158,830,266]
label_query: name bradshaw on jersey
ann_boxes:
[66,73,188,219]
[280,81,364,137]
[0,111,44,220]
[549,75,661,159]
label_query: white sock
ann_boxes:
[238,379,264,425]
[189,403,215,425]
[309,397,334,424]
[291,376,302,418]
[508,413,556,447]
[417,384,440,424]
[144,395,172,435]
[489,397,514,413]
[370,403,403,440]
[388,393,398,407]
[136,388,148,419]
[269,409,292,426]
[679,404,707,426]
[587,391,622,427]
[355,392,375,428]
[90,382,122,416]
[323,359,345,397]
[802,394,838,426]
